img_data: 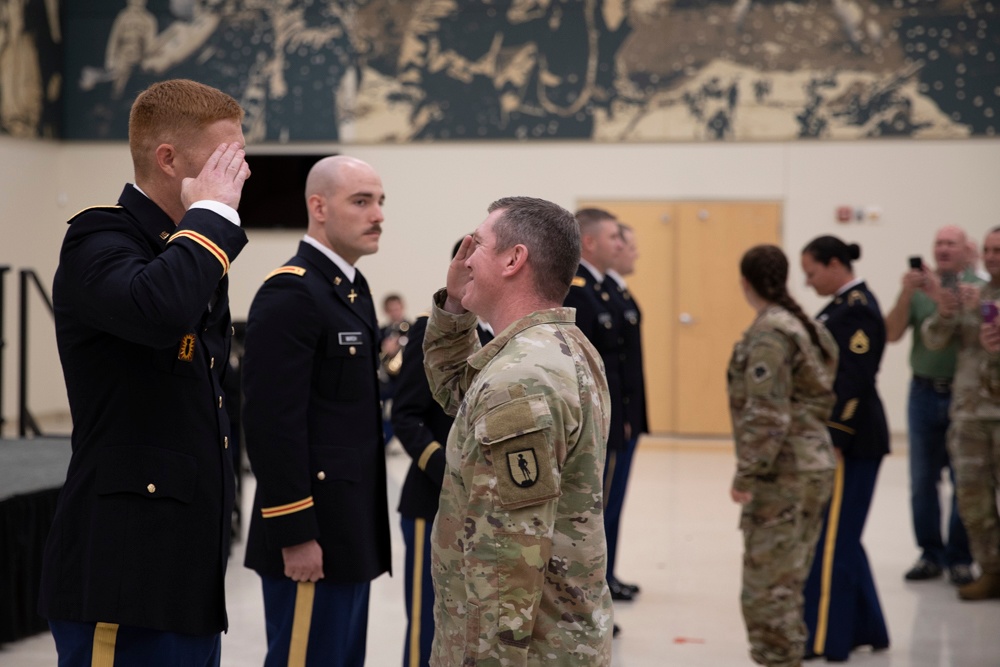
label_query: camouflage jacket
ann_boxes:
[728,305,839,492]
[923,282,1000,419]
[423,289,613,666]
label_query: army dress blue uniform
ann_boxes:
[602,272,648,591]
[390,315,492,667]
[242,240,391,667]
[804,280,890,661]
[564,264,624,455]
[39,184,248,664]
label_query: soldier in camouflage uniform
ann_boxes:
[423,196,614,666]
[923,226,1000,600]
[728,245,839,667]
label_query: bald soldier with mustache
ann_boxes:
[242,156,392,666]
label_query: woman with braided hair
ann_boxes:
[800,235,891,661]
[728,244,839,667]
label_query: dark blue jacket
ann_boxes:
[242,241,391,583]
[605,277,648,437]
[392,315,492,519]
[564,265,625,451]
[39,184,247,635]
[817,281,890,459]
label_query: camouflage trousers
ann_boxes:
[947,419,1000,573]
[740,471,834,667]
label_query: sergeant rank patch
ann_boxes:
[849,329,870,354]
[507,449,539,488]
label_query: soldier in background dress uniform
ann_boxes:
[379,293,411,444]
[39,80,250,666]
[603,222,647,600]
[800,235,890,662]
[242,156,391,667]
[391,239,493,667]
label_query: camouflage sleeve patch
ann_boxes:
[477,389,560,510]
[742,335,788,399]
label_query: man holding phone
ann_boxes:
[885,225,978,586]
[923,226,1000,600]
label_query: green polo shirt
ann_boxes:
[908,269,984,378]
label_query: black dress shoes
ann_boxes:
[616,579,640,595]
[608,578,635,602]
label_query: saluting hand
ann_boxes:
[181,142,251,211]
[444,234,474,315]
[281,539,324,583]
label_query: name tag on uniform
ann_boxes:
[338,332,363,346]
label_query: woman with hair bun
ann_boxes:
[728,244,839,667]
[800,235,891,662]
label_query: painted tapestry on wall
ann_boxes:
[0,0,61,138]
[48,0,1000,142]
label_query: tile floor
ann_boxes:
[3,438,1000,666]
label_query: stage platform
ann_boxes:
[0,438,71,645]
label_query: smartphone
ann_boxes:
[909,256,923,270]
[941,272,959,290]
[982,301,999,324]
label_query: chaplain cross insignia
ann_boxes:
[348,289,358,303]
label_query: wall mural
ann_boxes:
[11,0,1000,141]
[0,0,61,138]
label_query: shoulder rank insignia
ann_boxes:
[68,204,122,222]
[571,276,586,288]
[508,449,539,488]
[849,329,870,354]
[264,266,306,282]
[847,290,869,306]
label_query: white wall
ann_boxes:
[2,136,999,436]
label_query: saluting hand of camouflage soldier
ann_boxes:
[181,141,251,211]
[444,234,474,314]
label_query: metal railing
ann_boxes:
[19,269,54,437]
[0,265,8,434]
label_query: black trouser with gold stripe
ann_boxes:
[260,575,369,667]
[49,620,220,666]
[401,516,435,667]
[803,457,889,661]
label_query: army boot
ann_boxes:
[958,572,1000,600]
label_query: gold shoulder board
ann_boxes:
[571,276,586,288]
[264,266,307,282]
[68,204,122,222]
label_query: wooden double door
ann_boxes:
[579,201,782,436]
